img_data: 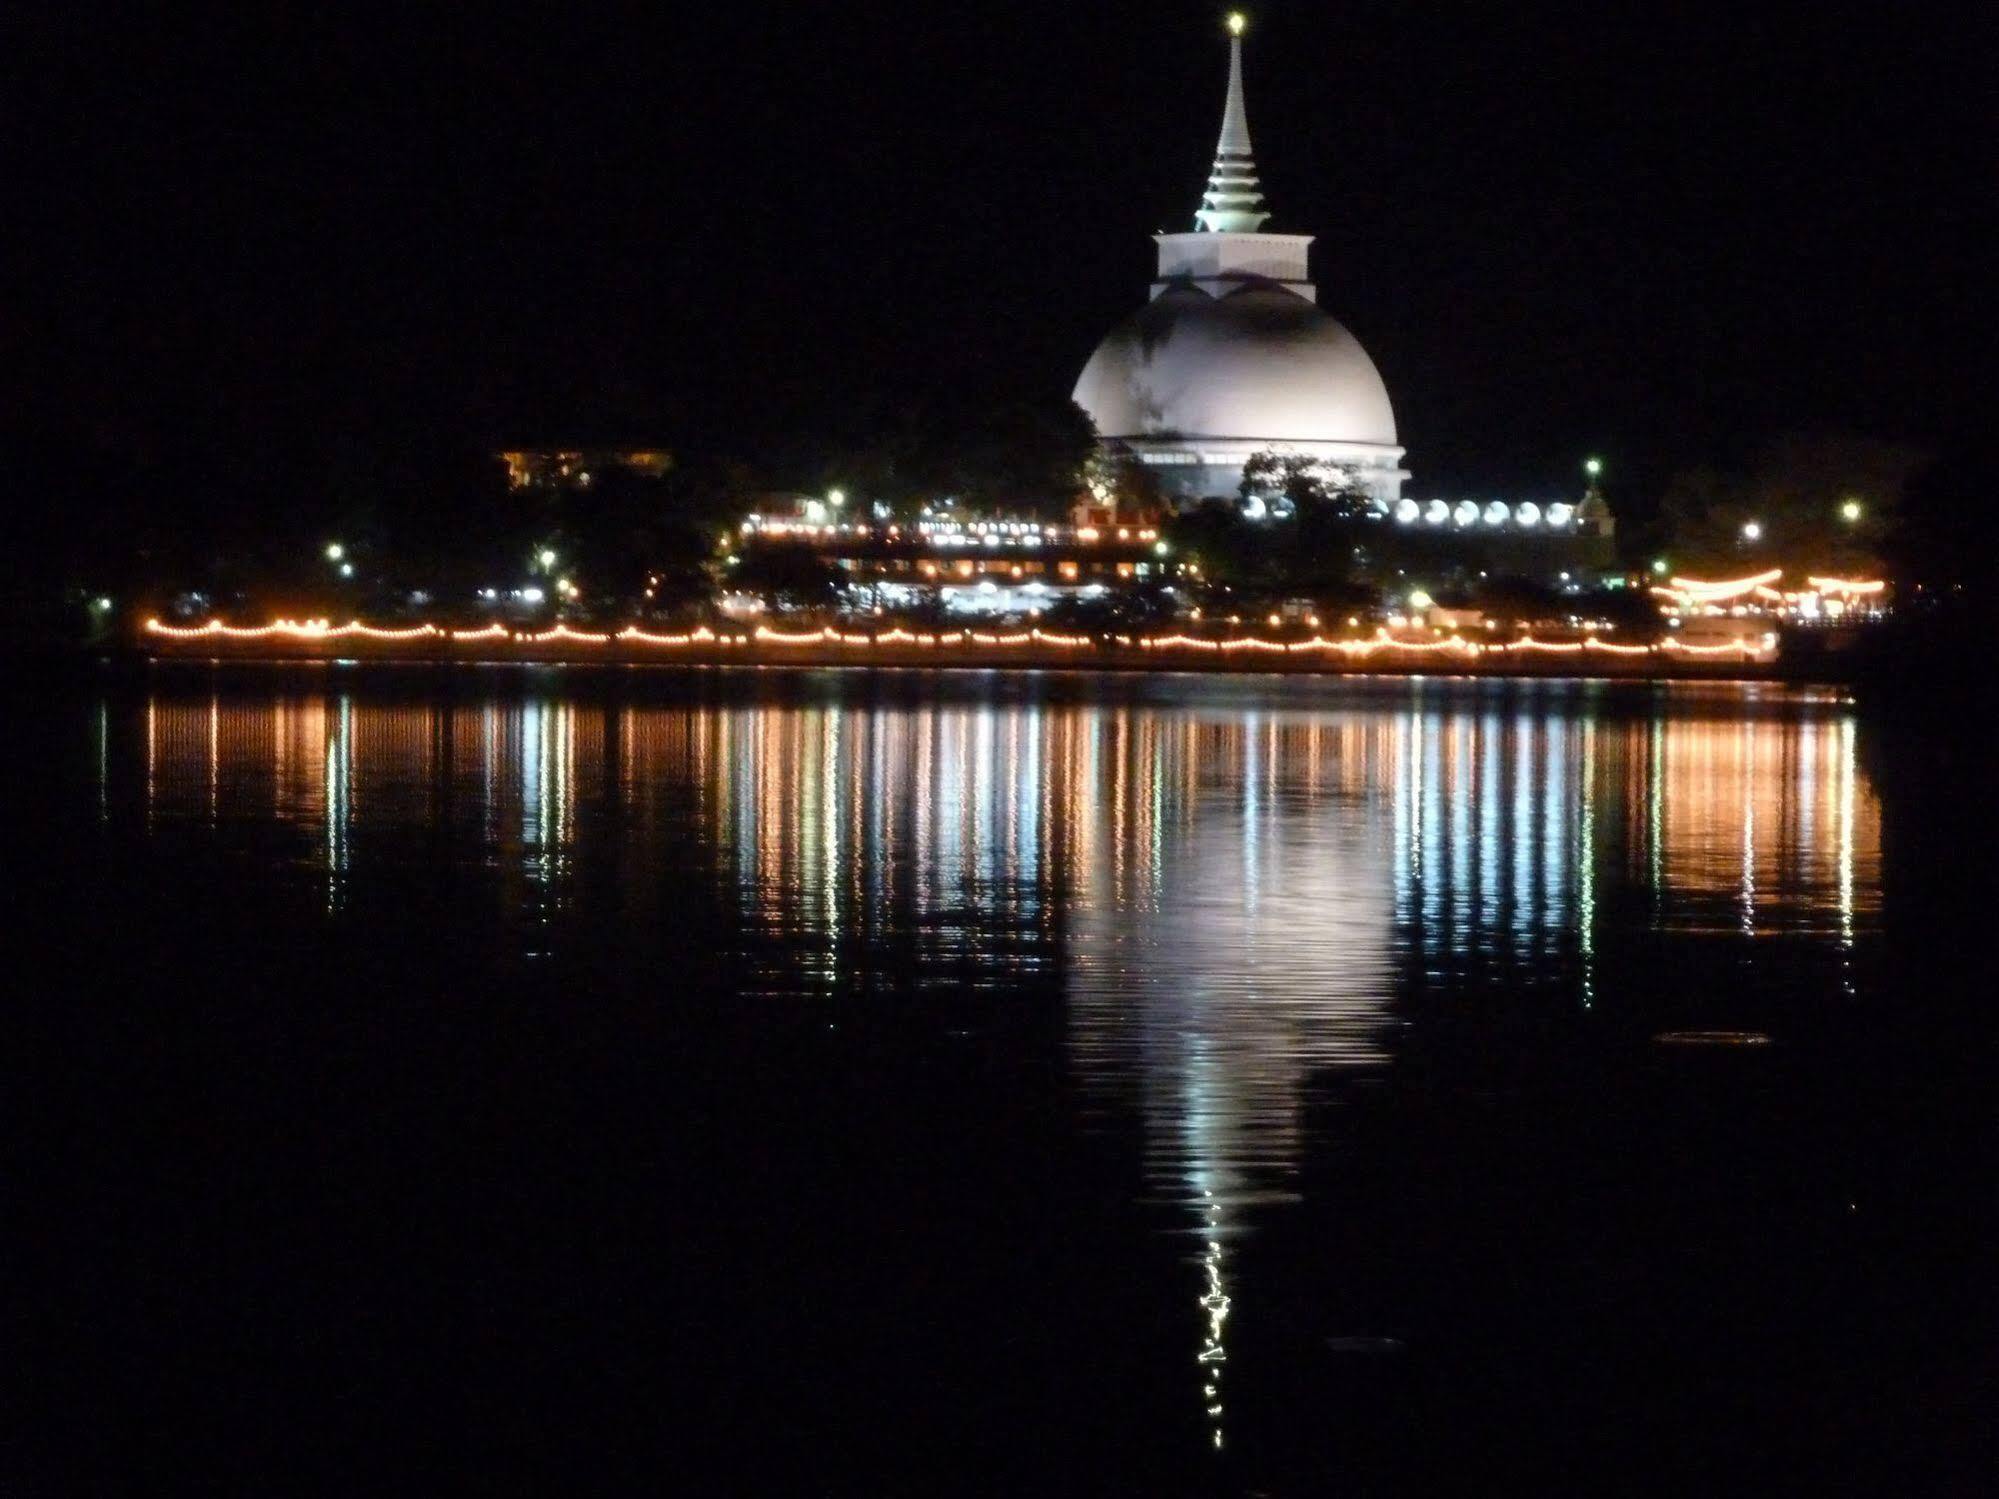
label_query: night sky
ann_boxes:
[7,0,1982,505]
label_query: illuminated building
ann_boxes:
[734,506,1189,617]
[1073,19,1407,506]
[497,448,673,491]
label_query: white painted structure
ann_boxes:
[1073,24,1407,506]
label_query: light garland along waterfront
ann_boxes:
[142,616,1786,674]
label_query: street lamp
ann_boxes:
[828,488,846,510]
[1741,520,1763,542]
[1584,457,1603,479]
[338,562,355,578]
[537,547,558,571]
[1840,499,1863,523]
[324,542,345,563]
[1651,558,1669,575]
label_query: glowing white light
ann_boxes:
[338,562,354,578]
[828,488,846,508]
[1453,501,1478,526]
[1840,499,1862,522]
[1546,503,1574,527]
[1585,457,1603,477]
[1516,502,1541,526]
[1424,500,1449,524]
[1394,498,1419,523]
[537,547,558,569]
[324,542,345,562]
[1741,520,1763,541]
[1227,12,1246,36]
[1483,500,1509,526]
[1409,589,1434,609]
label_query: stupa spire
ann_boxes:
[1195,15,1271,233]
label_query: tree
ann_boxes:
[946,396,1099,519]
[731,545,848,613]
[1658,433,1925,575]
[1084,442,1167,522]
[1164,499,1270,591]
[1238,450,1373,520]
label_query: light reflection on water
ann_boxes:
[118,676,1882,1460]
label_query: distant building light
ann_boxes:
[1452,501,1479,526]
[1482,500,1509,526]
[1546,503,1574,527]
[1394,498,1420,524]
[1516,502,1542,526]
[324,542,345,562]
[338,562,354,578]
[1840,499,1863,522]
[1424,500,1449,525]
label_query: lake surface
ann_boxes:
[17,667,1989,1492]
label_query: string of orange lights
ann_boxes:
[144,618,1779,662]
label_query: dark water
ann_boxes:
[15,668,1990,1492]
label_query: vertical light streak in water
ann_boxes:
[325,695,352,914]
[1422,703,1445,936]
[1480,706,1501,936]
[1838,715,1857,973]
[522,700,544,858]
[1578,717,1597,1009]
[1197,1222,1229,1452]
[1797,718,1819,862]
[914,711,935,910]
[1543,709,1568,945]
[869,709,891,927]
[208,693,220,825]
[1448,715,1471,944]
[1648,715,1665,909]
[821,710,840,981]
[97,700,110,824]
[1021,706,1043,901]
[1739,719,1757,937]
[1511,712,1534,958]
[977,707,998,902]
[145,699,156,831]
[477,703,496,850]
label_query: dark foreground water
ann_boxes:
[14,667,1990,1493]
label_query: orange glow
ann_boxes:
[145,618,1779,665]
[1665,568,1784,598]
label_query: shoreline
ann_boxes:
[127,623,1829,682]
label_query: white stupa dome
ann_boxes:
[1074,282,1397,448]
[1071,21,1407,504]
